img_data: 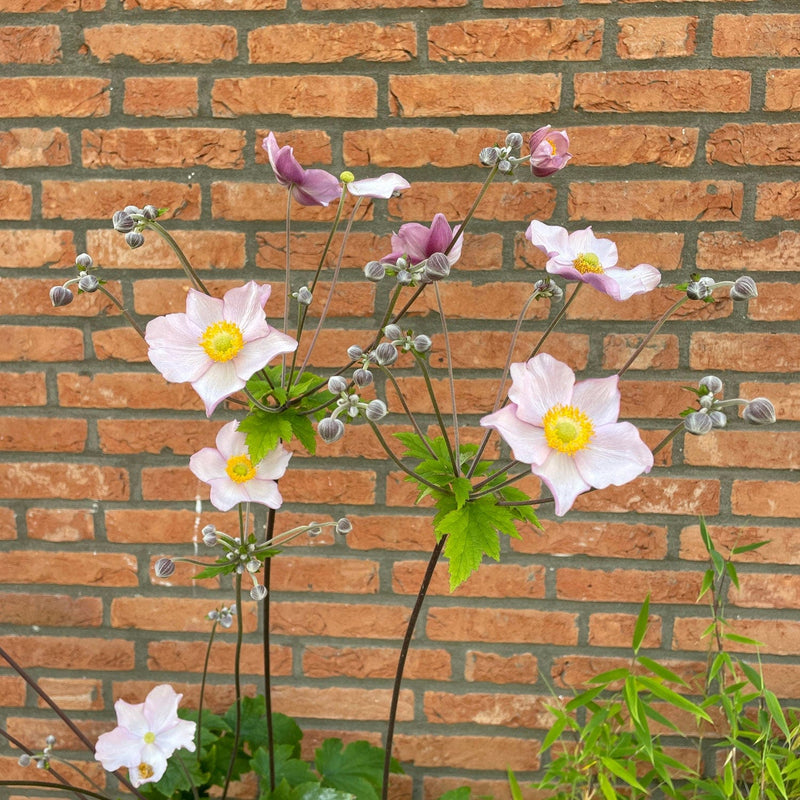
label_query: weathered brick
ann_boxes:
[464,652,538,685]
[272,601,410,639]
[747,281,799,320]
[602,333,679,370]
[732,480,800,518]
[680,524,800,565]
[0,592,102,627]
[0,463,128,500]
[756,182,800,220]
[0,325,83,362]
[36,678,104,710]
[427,607,578,645]
[0,128,69,169]
[674,617,800,657]
[84,24,237,63]
[303,646,450,680]
[0,25,61,64]
[765,69,800,112]
[424,691,554,728]
[149,640,291,675]
[212,76,377,118]
[91,328,152,362]
[617,16,696,59]
[249,22,416,63]
[0,181,32,219]
[739,382,800,421]
[0,371,46,406]
[428,19,602,62]
[0,634,134,670]
[707,123,800,166]
[274,685,413,721]
[0,416,86,452]
[0,0,103,8]
[1,277,122,318]
[569,180,743,221]
[574,70,750,113]
[123,77,198,118]
[98,418,219,455]
[82,128,245,170]
[568,125,698,167]
[0,78,109,118]
[424,777,547,800]
[112,597,258,632]
[0,508,16,540]
[105,508,242,543]
[392,733,539,771]
[390,74,561,117]
[124,0,282,7]
[713,14,800,57]
[589,612,662,648]
[558,567,702,603]
[303,0,462,7]
[690,332,800,372]
[696,230,800,271]
[255,128,332,166]
[58,372,202,410]
[0,229,74,267]
[26,508,95,541]
[573,477,720,516]
[393,561,545,598]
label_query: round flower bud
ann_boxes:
[142,205,158,220]
[730,276,758,301]
[395,256,409,270]
[318,416,345,444]
[347,344,363,360]
[125,231,145,249]
[207,609,219,621]
[45,735,56,747]
[425,252,451,282]
[250,584,268,601]
[413,334,432,353]
[245,558,261,573]
[686,280,711,301]
[18,754,31,767]
[497,159,513,174]
[340,170,355,184]
[296,286,313,306]
[742,397,776,425]
[123,205,142,216]
[699,375,723,395]
[327,375,348,394]
[336,517,352,535]
[353,368,373,388]
[479,147,499,166]
[112,210,135,232]
[307,525,321,538]
[365,399,388,421]
[154,558,176,578]
[396,269,413,285]
[709,410,727,429]
[364,260,386,282]
[202,528,217,547]
[384,324,403,342]
[505,132,524,149]
[78,273,99,293]
[699,394,714,410]
[75,253,93,269]
[49,285,74,307]
[684,412,713,436]
[374,342,398,366]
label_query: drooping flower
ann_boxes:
[382,212,462,267]
[480,353,653,516]
[525,221,661,301]
[529,125,572,177]
[262,132,342,207]
[346,172,410,199]
[95,684,195,788]
[190,420,291,511]
[145,281,297,417]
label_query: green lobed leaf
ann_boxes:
[315,738,400,800]
[239,409,294,462]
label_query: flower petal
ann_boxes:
[190,445,227,483]
[134,746,168,787]
[95,726,144,772]
[143,685,182,735]
[221,281,270,338]
[152,718,196,756]
[244,477,284,508]
[214,419,247,459]
[185,289,224,331]
[525,220,570,259]
[508,354,575,426]
[532,451,591,516]
[114,699,148,736]
[574,422,653,490]
[602,264,661,301]
[208,477,249,512]
[570,374,621,428]
[145,314,210,384]
[426,213,455,257]
[348,173,410,199]
[191,361,243,416]
[254,443,292,481]
[392,221,431,264]
[293,168,342,207]
[233,328,298,382]
[480,404,550,466]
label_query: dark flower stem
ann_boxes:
[220,571,244,800]
[381,535,447,800]
[263,507,277,793]
[196,618,218,755]
[147,220,208,295]
[0,781,114,800]
[96,285,146,339]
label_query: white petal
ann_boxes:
[574,422,654,490]
[153,719,196,756]
[508,354,575,426]
[347,173,410,198]
[525,220,569,258]
[191,361,244,417]
[143,685,182,735]
[190,446,227,483]
[532,451,591,516]
[244,477,284,509]
[570,375,620,428]
[185,289,224,331]
[233,329,298,381]
[208,477,249,511]
[603,264,661,301]
[145,314,210,383]
[95,726,144,772]
[480,405,550,466]
[215,419,247,459]
[254,444,292,481]
[135,746,168,786]
[222,281,270,339]
[114,698,147,736]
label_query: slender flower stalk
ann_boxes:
[412,353,458,476]
[433,282,461,474]
[262,507,277,793]
[220,571,244,800]
[282,190,293,387]
[96,285,146,339]
[380,367,437,458]
[650,420,686,457]
[367,422,444,492]
[445,163,499,257]
[146,220,209,295]
[196,618,218,755]
[0,781,115,800]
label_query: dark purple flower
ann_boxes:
[529,126,571,178]
[382,213,461,267]
[263,133,342,207]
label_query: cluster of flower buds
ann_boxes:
[17,734,56,769]
[686,275,758,302]
[532,277,565,303]
[365,250,451,287]
[383,324,433,355]
[207,604,236,629]
[111,204,159,249]
[479,132,526,175]
[49,253,98,307]
[317,373,388,444]
[684,375,776,436]
[479,127,571,179]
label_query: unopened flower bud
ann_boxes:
[497,159,513,174]
[36,758,47,769]
[125,231,145,249]
[743,398,776,425]
[327,375,348,394]
[45,735,56,747]
[395,256,408,270]
[250,584,268,601]
[336,517,352,535]
[112,210,135,232]
[425,252,450,282]
[730,276,758,301]
[479,147,499,166]
[699,375,723,395]
[340,170,355,184]
[353,368,373,387]
[49,285,74,307]
[374,342,398,366]
[142,205,158,220]
[18,754,31,767]
[202,527,217,547]
[318,417,345,444]
[75,253,93,269]
[365,399,388,421]
[78,273,99,292]
[246,558,260,573]
[684,412,713,436]
[154,558,175,578]
[207,609,219,621]
[307,525,321,538]
[686,280,712,301]
[347,345,363,360]
[123,205,141,216]
[709,411,727,429]
[296,286,313,306]
[364,260,385,282]
[413,334,432,353]
[699,394,714,410]
[505,132,523,150]
[396,269,413,285]
[384,324,403,342]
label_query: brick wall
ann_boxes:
[1,0,799,797]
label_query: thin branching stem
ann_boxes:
[0,781,114,800]
[528,281,582,360]
[281,191,293,388]
[220,571,244,800]
[412,353,458,476]
[262,507,277,793]
[380,367,436,458]
[445,163,499,256]
[96,285,146,339]
[367,422,443,492]
[650,421,685,457]
[469,469,528,499]
[196,619,218,755]
[147,220,208,295]
[433,282,460,474]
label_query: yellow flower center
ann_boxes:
[226,454,256,484]
[199,321,244,362]
[542,404,594,456]
[572,252,603,274]
[143,731,156,744]
[546,138,558,155]
[137,762,154,780]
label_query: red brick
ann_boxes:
[2,325,83,362]
[0,752,104,785]
[123,77,198,118]
[89,327,152,362]
[680,524,800,565]
[0,0,103,8]
[303,0,462,7]
[249,22,415,63]
[0,128,70,168]
[617,379,713,419]
[148,640,291,675]
[42,179,201,220]
[392,733,539,771]
[0,371,46,406]
[731,574,800,611]
[732,481,800,518]
[98,418,220,455]
[690,332,800,372]
[390,74,561,117]
[0,78,109,118]
[273,685,413,721]
[57,372,202,410]
[271,601,410,639]
[569,180,743,221]
[756,182,800,220]
[0,416,86,452]
[428,18,602,62]
[602,333,679,370]
[2,277,122,318]
[713,14,800,57]
[82,128,245,169]
[574,70,750,113]
[394,561,545,599]
[0,551,136,587]
[0,181,32,219]
[0,462,128,500]
[112,679,256,714]
[112,597,259,633]
[696,230,800,272]
[0,507,16,540]
[617,16,696,59]
[708,123,800,166]
[37,678,104,710]
[427,607,577,645]
[464,652,538,684]
[552,655,704,692]
[739,382,800,421]
[212,76,377,118]
[124,0,282,7]
[425,691,553,728]
[568,125,698,167]
[0,25,61,63]
[572,286,730,323]
[269,555,379,594]
[557,567,702,603]
[747,281,800,321]
[84,24,237,63]
[765,69,800,112]
[26,508,94,542]
[342,514,436,551]
[255,128,332,166]
[424,778,547,800]
[0,592,102,627]
[303,645,450,680]
[0,634,134,670]
[589,612,662,648]
[686,431,800,470]
[105,508,244,544]
[674,617,800,657]
[0,676,25,706]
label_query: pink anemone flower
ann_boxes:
[529,125,571,177]
[347,173,410,199]
[480,353,653,516]
[95,684,195,788]
[382,212,462,267]
[190,419,291,512]
[526,220,661,301]
[263,132,342,207]
[145,281,298,417]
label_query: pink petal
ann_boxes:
[208,477,250,512]
[532,451,591,516]
[233,328,298,382]
[221,281,269,337]
[570,375,620,427]
[254,443,292,480]
[143,685,182,735]
[114,699,147,736]
[348,173,410,199]
[244,477,284,509]
[215,419,247,459]
[574,422,654,490]
[151,719,196,756]
[191,361,243,416]
[95,726,144,772]
[545,257,584,282]
[190,446,227,483]
[602,264,661,300]
[294,168,342,207]
[567,227,617,266]
[145,314,210,383]
[508,354,575,426]
[480,405,550,466]
[525,220,569,259]
[393,221,430,264]
[185,289,224,331]
[426,213,455,257]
